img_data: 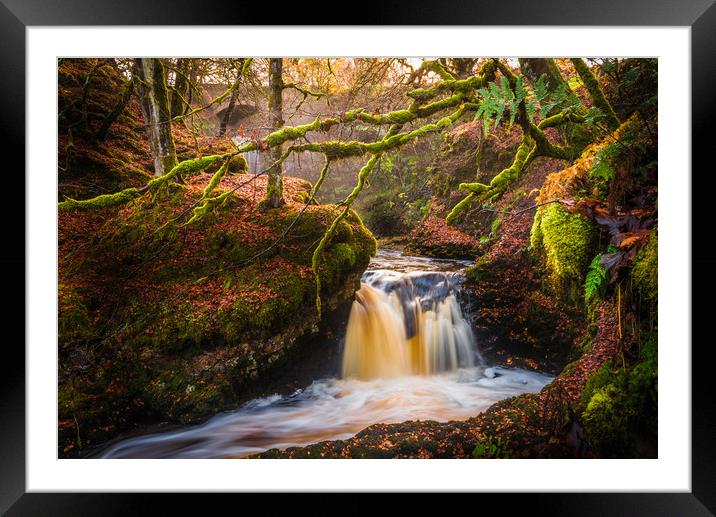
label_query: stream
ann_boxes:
[98,249,553,458]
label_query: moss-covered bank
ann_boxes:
[58,175,376,456]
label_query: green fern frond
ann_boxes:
[585,252,609,305]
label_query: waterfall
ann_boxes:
[95,250,552,459]
[342,270,481,380]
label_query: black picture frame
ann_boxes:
[3,0,715,513]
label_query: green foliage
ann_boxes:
[522,75,582,124]
[584,254,608,305]
[588,143,621,199]
[584,245,616,305]
[472,436,511,459]
[474,76,519,133]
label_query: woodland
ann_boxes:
[57,57,658,459]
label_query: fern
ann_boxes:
[588,143,622,197]
[525,74,549,121]
[510,75,526,127]
[585,244,618,304]
[585,106,605,125]
[585,253,608,304]
[475,73,583,136]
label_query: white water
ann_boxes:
[98,250,552,459]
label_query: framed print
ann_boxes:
[3,0,716,513]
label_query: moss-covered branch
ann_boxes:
[537,110,587,129]
[528,122,572,160]
[201,157,231,198]
[447,134,535,224]
[147,154,228,186]
[420,60,456,81]
[310,157,331,199]
[59,153,232,212]
[291,105,470,160]
[184,190,233,226]
[570,58,620,130]
[58,188,143,212]
[407,60,496,102]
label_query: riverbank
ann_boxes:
[58,175,376,457]
[94,250,554,458]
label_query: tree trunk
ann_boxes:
[519,58,567,92]
[261,58,285,209]
[170,58,189,118]
[219,58,246,137]
[95,76,134,142]
[134,58,177,177]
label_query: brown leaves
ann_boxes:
[562,197,656,283]
[407,215,481,259]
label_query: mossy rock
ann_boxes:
[530,203,595,304]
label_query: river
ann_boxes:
[98,249,552,458]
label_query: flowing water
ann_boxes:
[98,250,552,459]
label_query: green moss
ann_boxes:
[151,154,226,184]
[464,255,503,284]
[489,136,533,190]
[631,233,658,303]
[445,192,476,225]
[264,116,335,147]
[580,336,657,457]
[357,109,416,125]
[318,242,357,288]
[582,384,627,452]
[447,134,535,224]
[490,217,502,238]
[228,153,248,173]
[58,187,142,212]
[529,207,543,251]
[531,203,595,303]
